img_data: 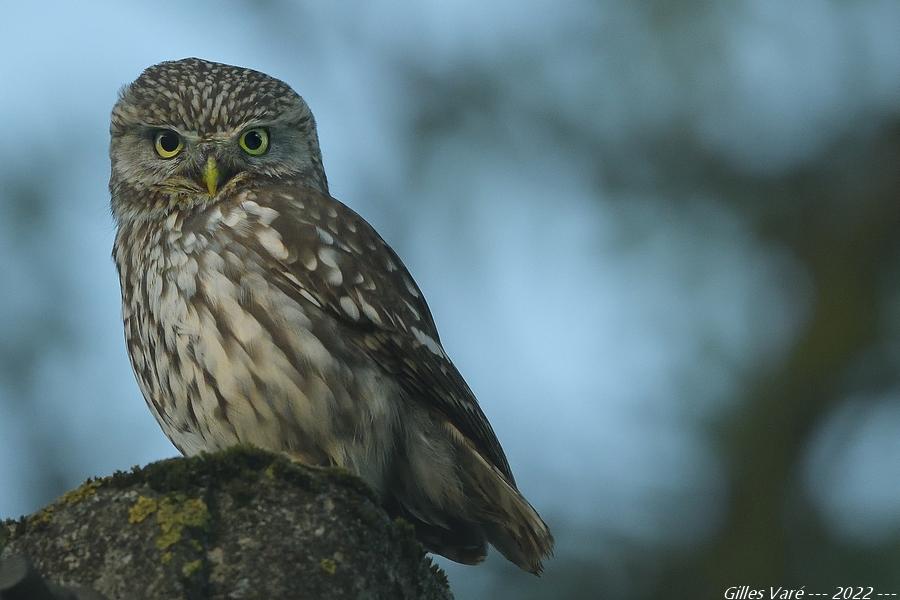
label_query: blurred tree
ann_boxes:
[392,10,900,597]
[0,162,79,509]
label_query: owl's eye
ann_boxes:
[239,128,269,156]
[154,130,183,159]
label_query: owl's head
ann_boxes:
[109,58,327,224]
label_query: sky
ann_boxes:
[1,1,899,597]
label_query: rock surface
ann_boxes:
[0,447,452,600]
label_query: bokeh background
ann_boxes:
[2,1,900,598]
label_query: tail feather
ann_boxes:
[392,418,554,573]
[442,420,554,573]
[460,447,554,574]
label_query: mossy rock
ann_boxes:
[0,447,451,600]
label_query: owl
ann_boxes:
[109,58,553,573]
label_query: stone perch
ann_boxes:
[0,447,452,600]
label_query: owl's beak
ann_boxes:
[203,156,220,196]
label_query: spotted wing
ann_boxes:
[258,184,515,483]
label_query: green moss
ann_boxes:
[128,495,158,524]
[107,446,279,493]
[103,446,377,508]
[429,562,450,589]
[321,466,375,498]
[268,458,375,501]
[13,446,382,560]
[388,518,448,592]
[154,495,209,551]
[128,492,209,559]
[256,454,316,491]
[181,559,203,577]
[59,479,101,505]
[3,446,452,597]
[27,506,54,527]
[319,558,337,575]
[142,455,204,493]
[392,517,432,565]
[156,529,180,550]
[392,517,415,534]
[225,476,258,508]
[354,498,387,527]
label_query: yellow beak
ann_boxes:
[203,156,219,196]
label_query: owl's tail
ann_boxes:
[393,423,554,574]
[456,437,555,575]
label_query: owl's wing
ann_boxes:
[258,184,515,484]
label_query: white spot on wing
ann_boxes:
[412,327,446,357]
[257,228,289,260]
[316,226,334,245]
[358,296,383,325]
[318,248,338,268]
[404,276,420,298]
[339,296,360,320]
[223,210,244,228]
[403,300,421,322]
[251,204,279,226]
[298,288,322,307]
[240,199,261,212]
[327,268,344,286]
[283,272,302,287]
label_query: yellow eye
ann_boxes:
[154,130,183,159]
[239,128,269,156]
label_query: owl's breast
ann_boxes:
[114,200,399,488]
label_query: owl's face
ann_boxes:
[109,58,327,224]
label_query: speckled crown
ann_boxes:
[111,58,308,135]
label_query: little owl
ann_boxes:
[109,58,553,573]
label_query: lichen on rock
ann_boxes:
[0,446,452,600]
